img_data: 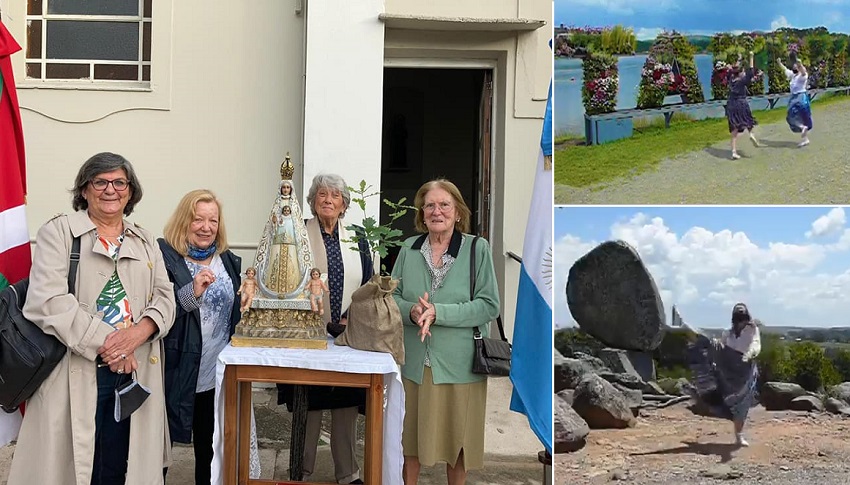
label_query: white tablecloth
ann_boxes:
[211,338,404,485]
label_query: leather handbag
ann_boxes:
[0,234,80,412]
[469,236,511,377]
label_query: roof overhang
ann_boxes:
[379,14,546,32]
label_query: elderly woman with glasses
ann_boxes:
[277,173,373,484]
[9,152,175,485]
[391,179,500,485]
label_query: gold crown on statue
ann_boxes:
[280,153,294,180]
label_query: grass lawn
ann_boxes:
[554,94,850,188]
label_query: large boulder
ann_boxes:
[830,382,850,405]
[598,371,646,390]
[611,382,643,416]
[554,394,589,453]
[598,348,657,382]
[790,395,824,412]
[561,353,609,390]
[558,389,575,406]
[554,350,570,393]
[572,373,637,429]
[566,241,666,351]
[760,382,808,410]
[824,397,850,415]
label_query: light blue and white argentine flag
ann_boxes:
[509,80,553,453]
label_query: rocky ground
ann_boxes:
[556,402,850,484]
[555,98,850,204]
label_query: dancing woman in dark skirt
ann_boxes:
[726,51,761,160]
[777,57,812,147]
[686,303,761,447]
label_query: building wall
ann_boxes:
[3,0,307,266]
[3,0,551,340]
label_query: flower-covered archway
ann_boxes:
[709,33,766,100]
[582,52,618,115]
[636,31,704,109]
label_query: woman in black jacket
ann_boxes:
[158,189,241,484]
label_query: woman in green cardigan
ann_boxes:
[392,179,501,485]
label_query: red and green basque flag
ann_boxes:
[0,21,31,292]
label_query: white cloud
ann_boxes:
[806,207,845,238]
[556,211,850,329]
[635,28,664,40]
[771,15,792,30]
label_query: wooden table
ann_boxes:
[213,342,403,485]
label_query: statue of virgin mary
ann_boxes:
[253,157,313,299]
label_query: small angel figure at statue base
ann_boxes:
[238,267,259,314]
[305,268,329,316]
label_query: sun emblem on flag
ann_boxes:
[542,245,553,290]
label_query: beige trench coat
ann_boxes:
[8,211,175,485]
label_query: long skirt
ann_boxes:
[725,97,757,133]
[401,367,487,470]
[687,334,758,422]
[786,92,813,133]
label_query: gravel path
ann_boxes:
[555,99,850,204]
[556,403,850,485]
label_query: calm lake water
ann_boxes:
[555,54,779,136]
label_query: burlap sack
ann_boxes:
[335,274,405,365]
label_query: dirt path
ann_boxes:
[555,99,850,204]
[556,403,850,484]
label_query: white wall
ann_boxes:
[302,0,385,226]
[4,0,307,266]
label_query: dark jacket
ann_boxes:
[158,239,242,443]
[277,226,373,411]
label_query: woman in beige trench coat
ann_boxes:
[8,153,175,485]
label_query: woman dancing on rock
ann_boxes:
[777,55,812,147]
[726,51,761,160]
[687,303,761,447]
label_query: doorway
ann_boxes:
[380,67,494,271]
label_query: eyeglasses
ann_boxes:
[423,202,454,213]
[90,178,130,191]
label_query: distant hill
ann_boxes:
[636,35,713,54]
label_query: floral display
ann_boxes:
[636,31,703,108]
[711,61,765,99]
[581,52,619,115]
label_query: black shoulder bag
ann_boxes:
[0,235,80,412]
[470,236,511,377]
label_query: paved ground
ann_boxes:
[556,401,850,485]
[555,98,850,204]
[0,378,547,484]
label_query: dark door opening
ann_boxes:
[380,67,493,272]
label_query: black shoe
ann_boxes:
[349,480,364,484]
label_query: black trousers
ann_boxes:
[192,388,216,485]
[91,366,132,485]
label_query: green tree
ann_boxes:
[831,348,850,382]
[600,25,637,55]
[755,333,792,386]
[787,341,841,391]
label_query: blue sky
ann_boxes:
[555,0,850,39]
[555,206,850,329]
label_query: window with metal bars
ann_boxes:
[25,0,152,83]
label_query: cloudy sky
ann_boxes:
[555,206,850,329]
[555,0,849,39]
